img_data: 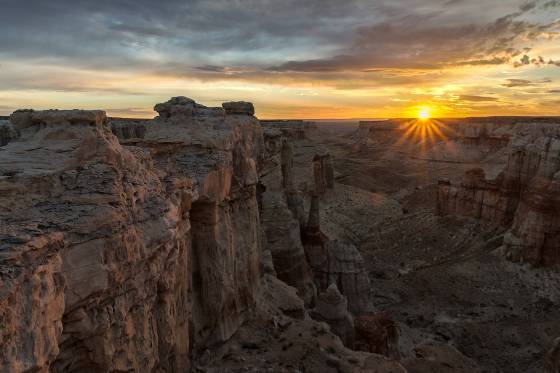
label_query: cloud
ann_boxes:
[501,78,552,87]
[542,0,560,8]
[456,57,510,66]
[458,95,500,101]
[269,1,558,72]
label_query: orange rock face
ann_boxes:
[0,98,265,372]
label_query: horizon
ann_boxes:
[1,0,560,118]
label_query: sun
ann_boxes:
[418,108,430,120]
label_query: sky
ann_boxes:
[0,0,559,119]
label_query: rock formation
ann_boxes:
[0,120,18,146]
[0,97,264,372]
[262,127,283,159]
[222,101,255,116]
[310,284,355,348]
[437,133,560,265]
[354,312,399,359]
[316,240,374,315]
[302,195,374,315]
[261,190,316,305]
[261,141,315,305]
[313,153,335,194]
[109,119,148,140]
[436,168,516,226]
[281,139,295,190]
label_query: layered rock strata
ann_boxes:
[310,284,355,347]
[261,140,315,304]
[261,189,316,305]
[437,134,560,265]
[302,195,374,315]
[262,127,283,159]
[109,119,148,140]
[0,120,18,146]
[0,97,264,372]
[313,153,334,194]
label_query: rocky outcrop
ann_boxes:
[354,312,399,359]
[222,101,255,116]
[313,153,334,194]
[310,284,355,347]
[262,127,283,158]
[315,240,374,315]
[0,97,265,372]
[302,196,373,315]
[260,133,316,306]
[109,119,148,140]
[280,140,306,225]
[281,140,295,190]
[261,190,316,305]
[0,120,18,146]
[437,134,560,265]
[436,168,516,226]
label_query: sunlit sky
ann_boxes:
[1,0,559,118]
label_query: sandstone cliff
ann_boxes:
[437,126,560,266]
[0,98,264,372]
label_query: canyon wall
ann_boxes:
[437,126,560,266]
[0,97,264,372]
[356,117,560,162]
[0,120,18,146]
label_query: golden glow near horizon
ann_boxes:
[418,108,431,120]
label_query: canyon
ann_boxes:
[1,101,559,373]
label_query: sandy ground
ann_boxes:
[289,123,560,373]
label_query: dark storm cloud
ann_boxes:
[271,1,559,72]
[0,0,558,87]
[0,0,377,67]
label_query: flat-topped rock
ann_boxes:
[10,109,107,130]
[154,96,225,120]
[222,101,255,116]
